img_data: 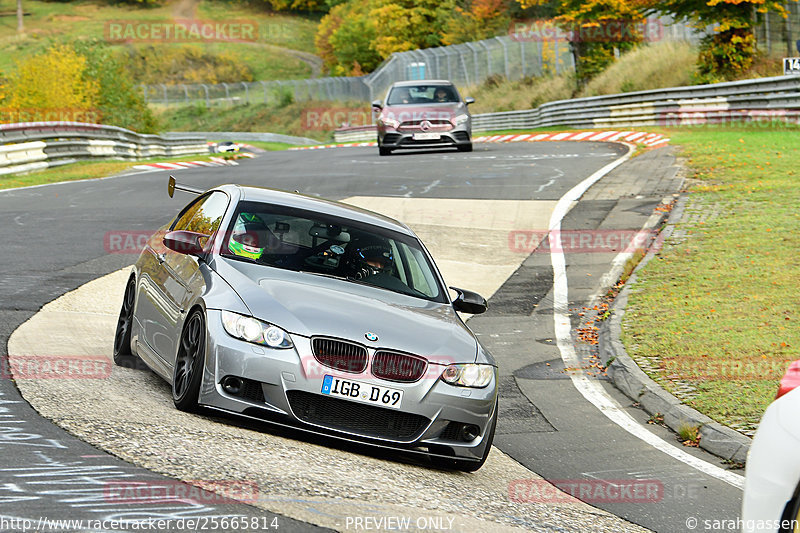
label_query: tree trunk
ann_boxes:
[17,0,23,33]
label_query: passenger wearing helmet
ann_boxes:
[228,212,268,260]
[344,234,394,280]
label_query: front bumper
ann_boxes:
[378,125,471,150]
[199,310,497,461]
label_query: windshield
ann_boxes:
[220,201,446,303]
[387,85,459,105]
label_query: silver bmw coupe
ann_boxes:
[113,177,498,471]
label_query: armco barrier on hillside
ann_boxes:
[335,75,800,141]
[0,122,209,176]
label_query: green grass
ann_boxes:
[464,75,575,114]
[578,41,697,97]
[236,140,294,151]
[0,0,318,80]
[621,127,800,435]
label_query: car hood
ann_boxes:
[213,258,478,364]
[381,102,466,123]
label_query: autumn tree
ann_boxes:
[253,0,329,12]
[5,44,100,123]
[316,0,456,75]
[650,0,794,82]
[315,0,381,75]
[4,43,158,132]
[369,0,457,56]
[518,0,648,86]
[74,40,158,133]
[443,0,512,45]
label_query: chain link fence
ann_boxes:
[756,2,800,56]
[141,12,800,108]
[141,34,578,106]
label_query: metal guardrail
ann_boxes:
[334,75,800,142]
[164,131,320,145]
[0,122,209,176]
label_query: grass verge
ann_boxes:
[0,0,318,80]
[621,126,800,436]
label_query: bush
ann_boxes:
[74,40,159,133]
[3,44,99,123]
[120,45,254,85]
[271,85,295,107]
[695,28,755,83]
[2,41,158,132]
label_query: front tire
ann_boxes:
[379,146,392,156]
[457,143,473,153]
[172,310,206,412]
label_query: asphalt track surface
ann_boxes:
[0,142,743,532]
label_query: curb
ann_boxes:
[600,195,752,465]
[474,130,668,147]
[293,130,670,151]
[131,157,239,172]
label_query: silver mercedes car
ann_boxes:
[372,80,474,156]
[113,178,498,471]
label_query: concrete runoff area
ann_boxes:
[8,196,647,532]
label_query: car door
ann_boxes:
[140,191,229,369]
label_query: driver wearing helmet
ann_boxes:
[228,212,269,260]
[344,234,394,280]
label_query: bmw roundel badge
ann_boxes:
[365,332,379,342]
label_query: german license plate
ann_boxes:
[413,132,441,141]
[321,375,403,409]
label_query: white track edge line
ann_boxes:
[548,143,746,490]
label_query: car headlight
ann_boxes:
[440,364,494,388]
[221,310,293,349]
[379,117,400,129]
[454,114,470,126]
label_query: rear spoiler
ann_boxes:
[168,175,204,198]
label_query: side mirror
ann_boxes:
[371,99,383,110]
[450,286,487,314]
[163,230,208,257]
[464,97,475,105]
[777,360,800,399]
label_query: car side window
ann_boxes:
[173,192,229,236]
[396,242,438,298]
